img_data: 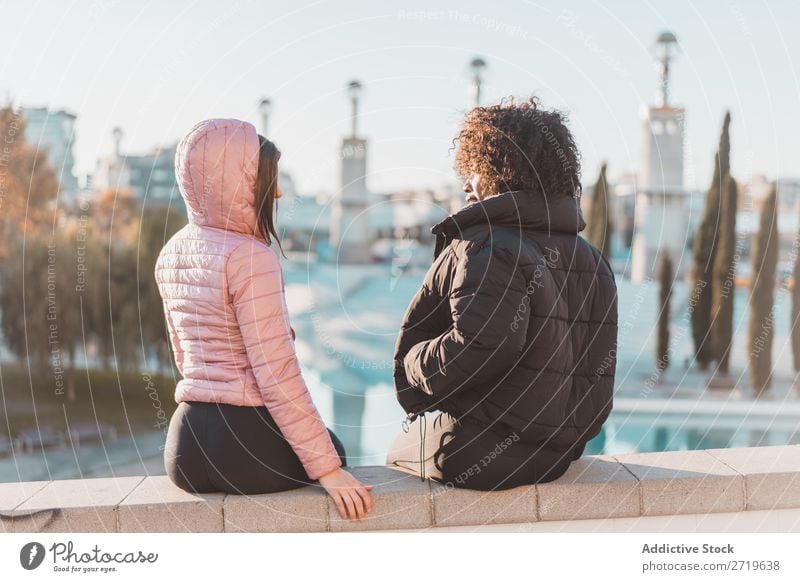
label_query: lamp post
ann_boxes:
[346,80,362,139]
[653,31,678,108]
[258,97,272,135]
[112,126,123,158]
[469,56,487,107]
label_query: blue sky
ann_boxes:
[2,0,799,194]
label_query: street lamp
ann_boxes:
[112,126,123,158]
[469,56,487,107]
[346,80,363,139]
[258,97,272,135]
[652,31,678,108]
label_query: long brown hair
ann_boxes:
[254,134,284,255]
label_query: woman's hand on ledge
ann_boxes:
[318,467,373,522]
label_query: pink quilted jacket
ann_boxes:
[154,118,341,480]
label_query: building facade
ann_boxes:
[93,129,184,212]
[21,107,79,200]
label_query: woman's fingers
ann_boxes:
[350,478,372,515]
[347,489,365,520]
[341,490,357,520]
[325,477,373,522]
[333,492,348,520]
[355,486,372,513]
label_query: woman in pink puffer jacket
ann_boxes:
[156,118,371,521]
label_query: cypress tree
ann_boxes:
[710,173,737,375]
[749,186,778,395]
[585,162,612,259]
[690,112,731,369]
[657,252,673,374]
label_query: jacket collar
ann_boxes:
[431,190,586,256]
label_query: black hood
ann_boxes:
[431,190,587,241]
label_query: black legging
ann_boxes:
[163,401,347,495]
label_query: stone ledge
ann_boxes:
[1,445,799,532]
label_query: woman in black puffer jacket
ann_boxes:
[387,97,618,491]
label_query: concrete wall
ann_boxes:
[2,445,799,533]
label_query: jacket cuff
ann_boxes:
[403,341,432,395]
[304,451,342,481]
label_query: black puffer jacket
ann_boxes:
[394,189,617,454]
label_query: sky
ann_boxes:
[2,0,799,195]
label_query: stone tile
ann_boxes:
[10,476,144,533]
[537,455,640,521]
[225,485,328,533]
[118,476,224,533]
[614,450,744,516]
[431,482,536,527]
[434,508,800,533]
[0,481,51,533]
[706,445,800,511]
[327,466,432,532]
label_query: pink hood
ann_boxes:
[156,118,342,481]
[175,118,261,237]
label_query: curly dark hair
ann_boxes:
[453,96,582,200]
